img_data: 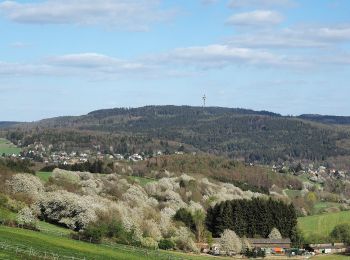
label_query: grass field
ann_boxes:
[36,171,52,183]
[298,210,350,241]
[0,138,21,156]
[312,254,350,259]
[0,225,227,260]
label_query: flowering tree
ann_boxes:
[268,227,282,239]
[219,229,242,255]
[17,207,37,227]
[174,227,198,252]
[7,174,44,199]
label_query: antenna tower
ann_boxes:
[202,94,206,107]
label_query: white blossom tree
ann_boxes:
[219,229,242,255]
[268,227,282,239]
[17,207,37,227]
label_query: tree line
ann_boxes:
[206,198,298,241]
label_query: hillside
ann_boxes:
[0,226,215,260]
[0,122,20,128]
[3,106,350,164]
[299,115,350,125]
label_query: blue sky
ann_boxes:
[1,0,350,121]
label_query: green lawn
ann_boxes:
[36,171,52,183]
[298,211,350,242]
[312,254,350,260]
[0,225,222,260]
[0,138,21,156]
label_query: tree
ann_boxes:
[330,224,350,244]
[173,208,195,232]
[241,236,252,253]
[268,227,282,239]
[219,229,242,255]
[192,209,206,242]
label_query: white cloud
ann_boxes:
[226,10,283,27]
[154,44,306,68]
[0,53,152,78]
[0,0,175,30]
[10,41,30,48]
[228,0,295,8]
[227,26,350,49]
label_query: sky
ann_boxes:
[1,0,350,121]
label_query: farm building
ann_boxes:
[307,243,350,254]
[249,239,292,254]
[208,238,292,255]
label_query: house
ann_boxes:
[307,243,350,254]
[249,239,292,255]
[195,243,210,253]
[129,154,143,162]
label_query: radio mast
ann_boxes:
[202,94,206,107]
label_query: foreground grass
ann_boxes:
[0,138,21,156]
[298,210,350,241]
[312,254,350,259]
[0,226,224,260]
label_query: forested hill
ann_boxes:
[4,106,350,164]
[0,122,21,128]
[298,114,350,125]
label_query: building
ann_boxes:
[307,243,350,254]
[209,238,291,256]
[249,239,292,255]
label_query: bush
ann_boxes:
[141,237,158,249]
[244,248,266,258]
[0,193,8,207]
[78,223,108,243]
[159,239,175,250]
[330,224,350,244]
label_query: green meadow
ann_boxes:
[298,210,350,242]
[0,138,21,156]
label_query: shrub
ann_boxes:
[34,190,102,230]
[159,239,175,250]
[16,207,38,230]
[174,227,198,252]
[141,237,158,249]
[330,224,350,244]
[244,248,266,258]
[0,193,8,207]
[6,173,44,200]
[78,223,108,243]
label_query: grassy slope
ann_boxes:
[298,211,350,241]
[0,138,21,155]
[0,226,222,260]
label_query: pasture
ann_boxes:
[0,225,224,260]
[298,210,350,242]
[0,138,21,156]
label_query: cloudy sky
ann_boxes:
[1,0,350,121]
